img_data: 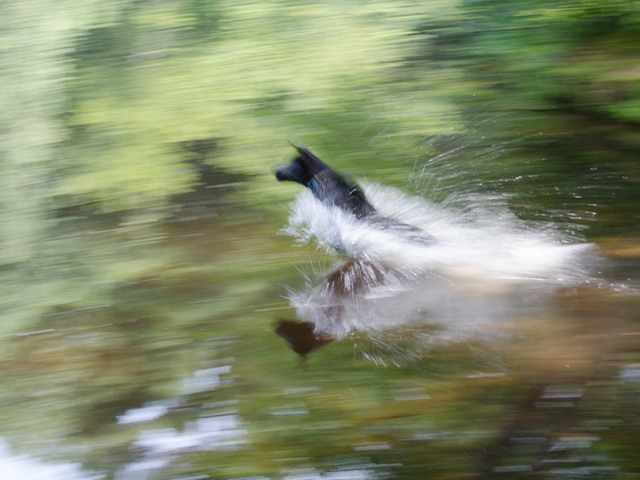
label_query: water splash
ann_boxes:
[283,183,595,343]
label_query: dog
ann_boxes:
[276,146,376,218]
[276,145,433,244]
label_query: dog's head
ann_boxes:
[275,146,330,187]
[275,145,376,218]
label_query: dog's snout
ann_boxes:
[275,168,289,181]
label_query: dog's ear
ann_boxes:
[292,145,329,173]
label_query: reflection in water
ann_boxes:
[0,438,101,480]
[120,415,246,479]
[278,182,597,356]
[281,469,372,479]
[276,320,333,357]
[116,366,245,479]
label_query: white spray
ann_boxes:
[283,183,595,342]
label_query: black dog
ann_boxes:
[276,146,376,218]
[276,146,433,244]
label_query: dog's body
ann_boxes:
[276,146,433,245]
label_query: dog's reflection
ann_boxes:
[274,254,571,358]
[276,258,422,357]
[275,320,332,358]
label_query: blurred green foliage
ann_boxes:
[0,0,459,334]
[410,0,640,233]
[417,0,640,116]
